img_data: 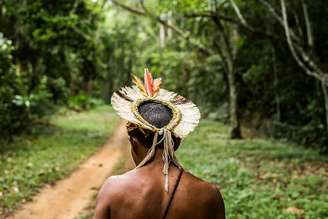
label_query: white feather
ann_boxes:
[111,92,138,123]
[120,86,145,101]
[111,85,201,138]
[173,101,201,138]
[157,89,177,101]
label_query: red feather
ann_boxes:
[144,68,154,96]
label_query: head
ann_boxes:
[127,101,181,165]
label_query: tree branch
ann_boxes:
[225,0,281,40]
[280,0,328,85]
[111,0,145,15]
[259,0,301,43]
[293,9,303,38]
[110,0,212,55]
[280,0,309,74]
[229,0,247,26]
[301,0,313,47]
[184,11,240,24]
[212,16,234,62]
[139,1,186,38]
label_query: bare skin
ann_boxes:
[94,134,225,219]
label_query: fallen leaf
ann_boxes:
[12,186,20,193]
[285,207,304,215]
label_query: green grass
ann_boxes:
[178,120,328,219]
[0,105,119,215]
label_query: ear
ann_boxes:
[174,137,182,150]
[129,136,140,155]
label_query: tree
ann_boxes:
[0,0,106,136]
[111,0,243,138]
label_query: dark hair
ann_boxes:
[128,101,180,149]
[138,101,172,128]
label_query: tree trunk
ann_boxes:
[211,16,242,139]
[227,60,241,139]
[321,82,328,131]
[272,47,281,121]
[159,23,165,48]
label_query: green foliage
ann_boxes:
[68,93,104,111]
[0,0,327,148]
[0,106,119,215]
[0,33,29,135]
[123,0,328,149]
[140,48,227,116]
[0,0,109,137]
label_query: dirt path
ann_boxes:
[7,122,129,219]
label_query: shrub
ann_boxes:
[0,33,29,136]
[68,93,104,111]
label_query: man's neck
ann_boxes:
[138,148,167,169]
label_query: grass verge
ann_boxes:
[179,120,328,219]
[0,105,119,215]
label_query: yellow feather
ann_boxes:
[132,75,146,95]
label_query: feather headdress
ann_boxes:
[111,68,200,192]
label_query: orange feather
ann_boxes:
[153,78,162,96]
[144,68,154,96]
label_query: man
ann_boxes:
[94,69,225,219]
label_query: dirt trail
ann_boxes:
[7,122,129,219]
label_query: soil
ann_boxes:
[7,122,129,219]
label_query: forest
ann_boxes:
[1,0,328,149]
[0,0,328,218]
[1,0,328,150]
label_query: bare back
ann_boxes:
[95,164,225,219]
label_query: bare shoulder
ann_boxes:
[94,173,135,219]
[97,170,137,203]
[180,170,225,218]
[95,175,120,207]
[182,170,225,207]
